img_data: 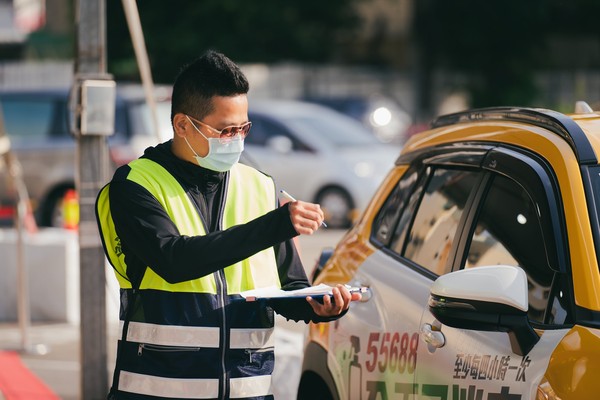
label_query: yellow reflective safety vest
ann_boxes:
[96,158,282,400]
[97,158,280,293]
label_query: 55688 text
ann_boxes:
[365,332,419,374]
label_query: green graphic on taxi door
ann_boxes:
[342,333,528,399]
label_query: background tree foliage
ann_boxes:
[105,0,600,112]
[107,0,362,83]
[414,0,600,109]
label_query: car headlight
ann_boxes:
[370,106,392,127]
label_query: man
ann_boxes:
[96,50,359,399]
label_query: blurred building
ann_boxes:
[0,0,598,118]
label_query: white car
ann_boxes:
[244,99,401,228]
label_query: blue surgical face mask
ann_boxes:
[184,116,244,172]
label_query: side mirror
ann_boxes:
[266,135,293,154]
[428,265,539,356]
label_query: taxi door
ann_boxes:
[326,159,490,399]
[326,251,430,400]
[323,165,430,399]
[415,148,572,399]
[416,312,568,399]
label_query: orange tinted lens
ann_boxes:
[240,122,252,136]
[221,122,252,138]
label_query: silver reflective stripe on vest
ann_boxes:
[230,328,275,349]
[230,375,273,398]
[120,321,220,348]
[119,371,219,398]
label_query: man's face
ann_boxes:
[178,94,249,159]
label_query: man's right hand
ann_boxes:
[287,200,325,235]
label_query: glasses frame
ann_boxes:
[187,115,252,142]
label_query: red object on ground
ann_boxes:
[0,351,59,399]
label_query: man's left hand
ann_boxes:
[307,284,361,317]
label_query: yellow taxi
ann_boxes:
[298,103,600,400]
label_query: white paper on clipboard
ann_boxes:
[239,283,368,302]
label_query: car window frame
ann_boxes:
[370,142,574,326]
[399,166,485,276]
[371,144,492,280]
[452,145,573,326]
[581,165,600,279]
[454,146,568,273]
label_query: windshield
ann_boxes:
[283,110,380,147]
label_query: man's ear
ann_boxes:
[173,113,188,137]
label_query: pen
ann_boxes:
[280,189,328,228]
[344,284,369,295]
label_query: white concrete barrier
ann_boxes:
[0,228,80,323]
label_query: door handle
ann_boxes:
[420,323,445,348]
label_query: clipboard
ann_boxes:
[239,284,370,303]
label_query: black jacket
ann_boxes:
[108,140,329,322]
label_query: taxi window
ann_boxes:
[372,166,420,245]
[463,173,564,324]
[396,167,481,276]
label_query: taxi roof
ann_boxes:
[429,107,600,165]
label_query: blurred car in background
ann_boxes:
[244,99,400,229]
[303,95,412,144]
[0,90,399,230]
[0,84,172,227]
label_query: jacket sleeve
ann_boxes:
[108,177,298,284]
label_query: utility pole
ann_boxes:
[73,0,115,397]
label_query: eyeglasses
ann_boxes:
[187,115,252,141]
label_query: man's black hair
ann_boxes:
[171,50,249,121]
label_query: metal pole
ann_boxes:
[74,0,111,397]
[121,0,161,142]
[14,160,30,352]
[0,110,40,354]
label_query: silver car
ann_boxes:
[0,84,172,227]
[245,99,401,228]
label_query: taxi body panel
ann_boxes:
[544,325,600,398]
[300,106,600,400]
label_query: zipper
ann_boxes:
[187,170,230,398]
[216,173,228,399]
[245,347,274,364]
[216,269,227,398]
[137,343,202,356]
